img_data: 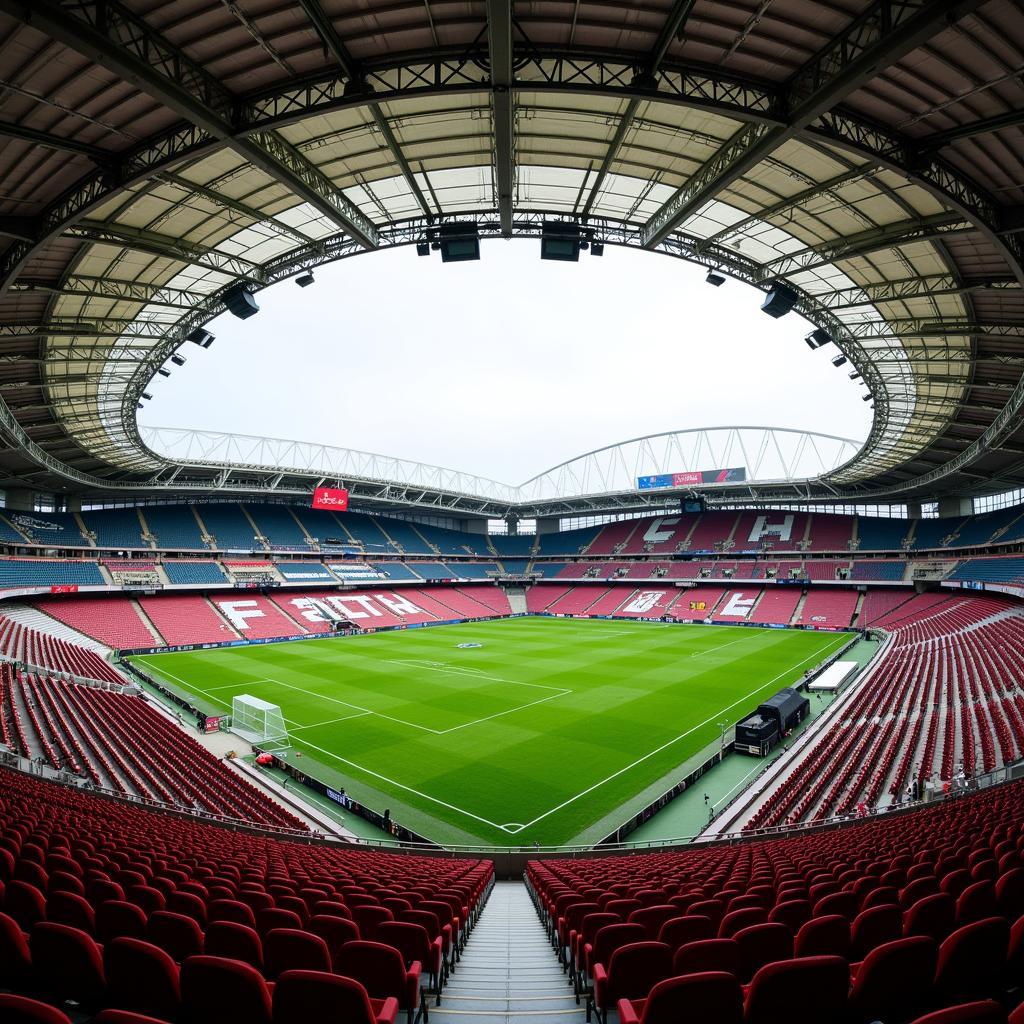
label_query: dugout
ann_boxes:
[734,687,811,757]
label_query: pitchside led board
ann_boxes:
[637,467,746,490]
[312,486,349,511]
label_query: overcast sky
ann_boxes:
[143,240,872,484]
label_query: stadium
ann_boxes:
[3,0,1024,1021]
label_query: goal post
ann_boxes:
[231,694,289,749]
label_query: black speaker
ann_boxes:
[761,282,798,319]
[222,284,260,320]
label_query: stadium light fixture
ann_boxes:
[863,393,873,402]
[157,368,171,377]
[222,283,260,320]
[849,370,861,380]
[760,282,798,318]
[170,353,186,366]
[804,327,831,349]
[141,392,152,401]
[591,240,605,257]
[439,222,480,262]
[541,220,582,262]
[705,269,725,287]
[187,328,214,348]
[831,354,847,367]
[295,271,315,288]
[416,240,430,256]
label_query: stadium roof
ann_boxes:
[0,0,1022,513]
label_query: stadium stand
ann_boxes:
[329,562,419,583]
[373,517,433,555]
[613,587,679,618]
[858,588,916,627]
[0,616,123,683]
[912,516,969,552]
[409,521,484,556]
[526,583,571,612]
[949,558,1024,584]
[405,562,457,580]
[532,562,568,578]
[547,586,612,616]
[0,513,28,543]
[851,560,907,581]
[80,509,148,550]
[197,505,260,551]
[856,516,912,552]
[751,587,803,625]
[31,598,155,650]
[273,562,335,582]
[621,516,691,555]
[670,587,727,620]
[140,506,207,550]
[489,535,535,557]
[712,589,763,622]
[806,513,855,551]
[208,594,307,638]
[529,777,1024,1024]
[4,512,88,548]
[336,513,399,556]
[452,562,501,578]
[947,505,1024,549]
[138,595,240,646]
[805,560,848,581]
[0,559,105,588]
[685,512,740,553]
[244,506,311,551]
[536,525,601,556]
[162,560,228,585]
[794,588,859,629]
[289,505,351,547]
[587,521,640,556]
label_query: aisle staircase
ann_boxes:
[432,881,584,1024]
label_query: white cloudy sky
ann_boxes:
[143,239,872,484]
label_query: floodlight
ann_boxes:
[141,392,152,401]
[804,327,831,349]
[591,240,605,257]
[849,370,861,380]
[761,282,798,318]
[187,328,214,348]
[541,220,581,262]
[295,271,315,287]
[831,354,847,367]
[222,283,260,319]
[157,368,171,377]
[705,269,725,287]
[416,241,430,256]
[171,353,186,366]
[439,222,480,262]
[863,393,873,402]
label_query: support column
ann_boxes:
[937,495,972,518]
[504,512,520,536]
[535,516,561,536]
[906,501,923,520]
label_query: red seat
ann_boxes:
[0,994,72,1024]
[336,939,423,1024]
[377,920,444,1004]
[996,868,1024,919]
[656,914,713,950]
[903,893,955,942]
[767,900,811,931]
[354,904,395,942]
[618,970,743,1024]
[850,904,902,960]
[735,923,793,983]
[955,881,997,925]
[0,911,31,988]
[848,936,937,1023]
[203,920,264,970]
[30,922,105,1006]
[264,926,332,978]
[744,955,849,1024]
[104,937,181,1021]
[147,910,204,962]
[97,901,148,944]
[45,891,95,935]
[592,941,672,1024]
[256,906,303,936]
[672,937,741,978]
[934,917,1010,1003]
[793,914,849,958]
[208,898,256,928]
[909,1002,1008,1024]
[180,954,272,1024]
[6,880,46,930]
[628,905,679,941]
[718,906,766,938]
[273,969,399,1024]
[166,891,206,925]
[580,922,646,1001]
[310,913,361,967]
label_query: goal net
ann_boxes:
[231,694,289,749]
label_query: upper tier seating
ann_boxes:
[805,561,848,581]
[452,562,500,578]
[80,509,147,550]
[0,513,28,543]
[621,516,694,555]
[949,558,1024,584]
[0,559,105,588]
[412,522,490,556]
[162,561,228,585]
[139,595,240,646]
[856,516,912,551]
[141,506,207,549]
[198,505,260,551]
[530,777,1024,1024]
[289,506,351,547]
[733,512,810,554]
[748,594,1024,827]
[532,562,568,578]
[949,505,1024,548]
[104,560,160,587]
[244,506,310,550]
[405,563,457,580]
[336,513,399,555]
[373,518,433,555]
[489,535,535,557]
[806,514,855,551]
[326,562,406,583]
[685,512,740,553]
[33,598,155,650]
[587,521,641,556]
[0,616,124,684]
[0,666,301,828]
[4,512,87,548]
[537,525,601,556]
[912,516,969,552]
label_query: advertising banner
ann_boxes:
[637,467,746,489]
[50,584,79,594]
[311,486,349,510]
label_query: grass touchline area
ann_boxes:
[132,617,853,846]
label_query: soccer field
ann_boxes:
[132,618,852,846]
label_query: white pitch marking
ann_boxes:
[511,633,851,833]
[289,711,371,734]
[386,659,567,693]
[689,629,772,659]
[437,689,571,735]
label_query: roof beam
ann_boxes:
[919,109,1024,149]
[0,0,378,248]
[0,120,114,163]
[486,0,515,236]
[819,275,1019,310]
[580,0,698,218]
[641,0,986,248]
[760,212,973,278]
[297,0,432,218]
[66,221,264,282]
[11,276,208,311]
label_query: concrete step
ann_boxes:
[430,880,584,1024]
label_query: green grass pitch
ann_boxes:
[132,617,852,846]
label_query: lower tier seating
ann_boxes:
[0,616,123,685]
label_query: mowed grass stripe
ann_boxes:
[134,618,850,845]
